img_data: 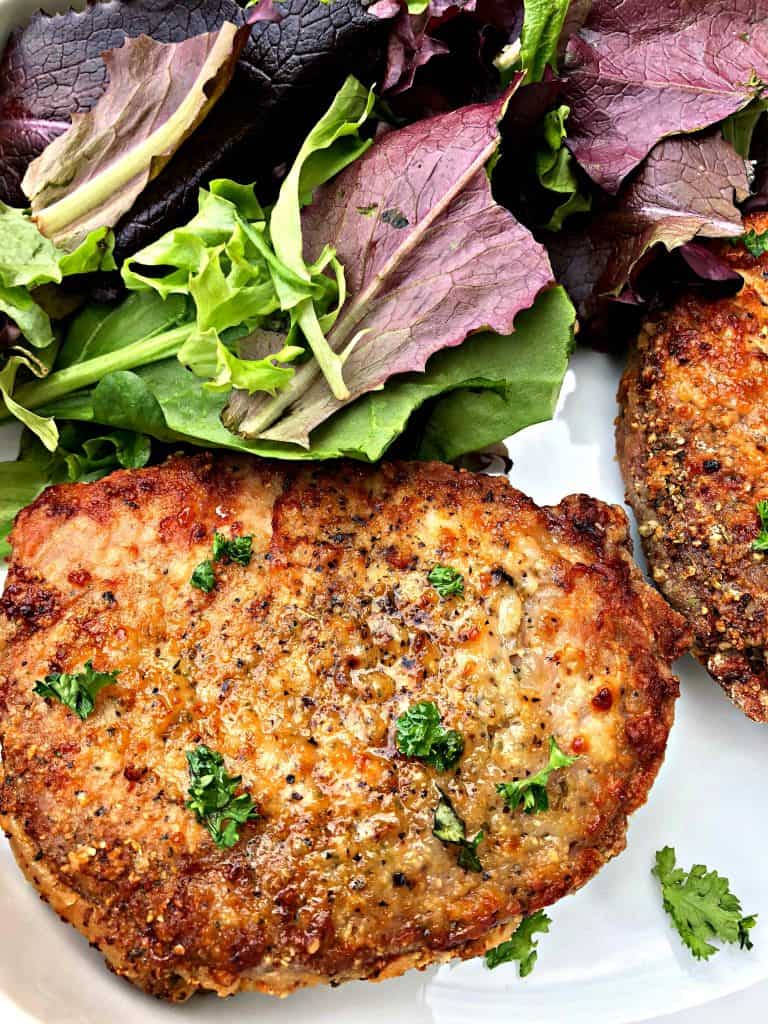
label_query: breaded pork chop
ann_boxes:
[618,213,768,722]
[0,456,686,1001]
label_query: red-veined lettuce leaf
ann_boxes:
[548,133,748,317]
[226,86,555,446]
[562,0,768,193]
[22,21,259,250]
[0,0,389,256]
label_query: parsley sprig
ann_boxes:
[34,661,118,720]
[213,532,253,565]
[428,565,464,599]
[433,788,484,871]
[485,910,552,976]
[191,560,216,592]
[496,736,577,815]
[191,531,254,592]
[740,228,768,259]
[653,847,757,960]
[186,745,259,849]
[396,701,464,771]
[752,500,768,552]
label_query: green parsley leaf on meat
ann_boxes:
[396,701,464,771]
[33,660,118,720]
[191,559,216,592]
[433,788,484,872]
[496,736,577,815]
[741,228,768,259]
[752,500,768,551]
[653,846,758,960]
[186,745,259,849]
[428,565,464,600]
[213,531,253,566]
[485,910,552,976]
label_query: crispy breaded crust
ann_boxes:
[617,213,768,721]
[0,456,687,1000]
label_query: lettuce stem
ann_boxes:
[2,323,193,418]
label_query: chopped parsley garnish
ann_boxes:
[186,745,259,849]
[190,559,216,592]
[496,736,577,815]
[740,228,768,258]
[191,532,253,590]
[33,660,118,720]
[428,565,464,599]
[653,847,757,960]
[213,531,253,566]
[752,500,768,552]
[485,910,552,976]
[433,788,484,871]
[396,701,464,771]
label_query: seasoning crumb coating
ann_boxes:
[0,456,687,1000]
[617,213,768,722]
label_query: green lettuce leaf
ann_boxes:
[520,0,572,83]
[535,106,592,231]
[722,96,768,158]
[58,291,189,369]
[0,353,59,451]
[0,202,115,349]
[36,286,574,463]
[22,23,255,250]
[118,74,373,402]
[268,76,376,400]
[8,288,195,419]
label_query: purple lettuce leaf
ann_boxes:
[371,0,521,102]
[679,242,743,283]
[0,0,258,207]
[232,90,553,446]
[23,22,259,250]
[373,8,450,95]
[0,0,389,257]
[562,0,768,193]
[548,133,748,318]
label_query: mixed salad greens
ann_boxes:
[0,0,766,558]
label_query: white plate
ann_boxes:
[0,3,766,1021]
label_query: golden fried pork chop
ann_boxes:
[618,213,768,722]
[0,456,686,1000]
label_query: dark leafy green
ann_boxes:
[433,788,484,871]
[186,744,259,848]
[23,22,258,251]
[0,201,116,447]
[34,661,118,720]
[240,90,557,446]
[548,133,748,319]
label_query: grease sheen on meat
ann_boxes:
[618,213,768,721]
[0,456,687,1000]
